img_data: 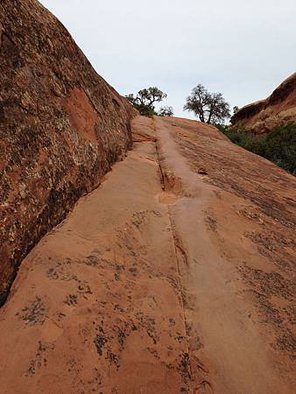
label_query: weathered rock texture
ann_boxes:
[0,116,295,393]
[231,72,296,133]
[0,0,135,305]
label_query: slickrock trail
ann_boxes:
[0,116,296,393]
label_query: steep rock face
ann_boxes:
[0,0,135,305]
[231,72,296,133]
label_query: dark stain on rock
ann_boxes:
[16,297,46,326]
[178,352,192,383]
[94,335,108,357]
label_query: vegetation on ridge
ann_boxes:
[219,123,296,175]
[184,84,231,124]
[126,87,173,117]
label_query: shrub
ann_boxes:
[126,87,167,117]
[262,123,296,174]
[221,123,296,175]
[158,106,174,117]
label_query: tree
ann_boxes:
[184,84,230,124]
[158,106,174,117]
[126,87,167,117]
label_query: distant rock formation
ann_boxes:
[231,72,296,133]
[0,0,135,305]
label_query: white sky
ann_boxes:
[40,0,296,118]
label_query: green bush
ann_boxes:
[158,106,174,117]
[263,123,296,174]
[126,87,167,117]
[221,123,296,175]
[134,104,156,117]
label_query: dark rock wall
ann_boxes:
[0,0,135,304]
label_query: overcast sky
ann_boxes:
[40,0,296,118]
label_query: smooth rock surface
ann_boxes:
[0,116,295,393]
